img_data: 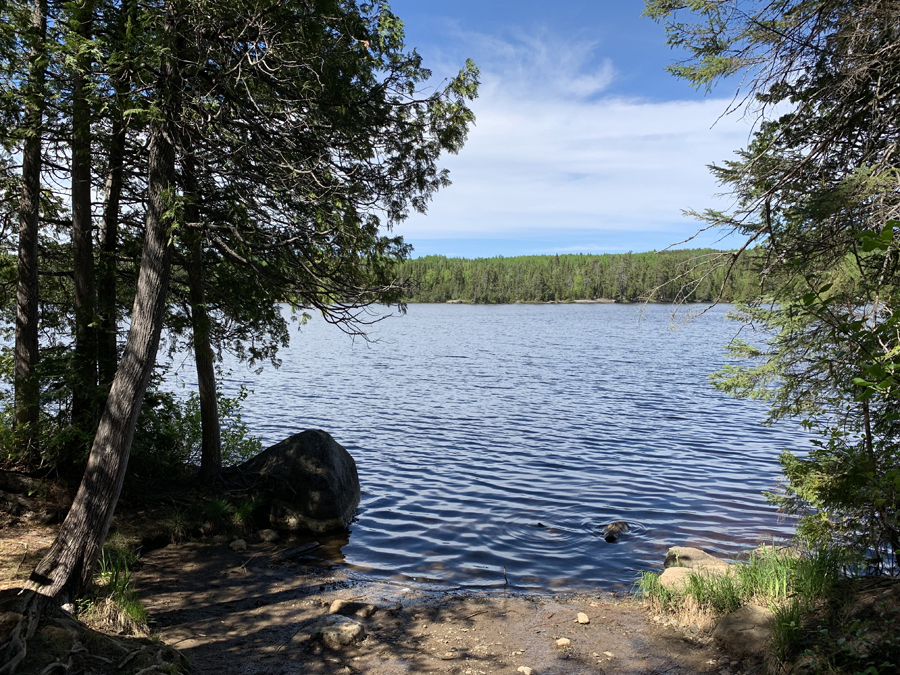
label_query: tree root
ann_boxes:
[0,590,52,675]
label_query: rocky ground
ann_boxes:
[131,538,762,675]
[0,474,766,675]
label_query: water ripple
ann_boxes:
[174,303,810,590]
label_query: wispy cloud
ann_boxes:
[399,26,754,252]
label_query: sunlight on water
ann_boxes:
[167,303,810,591]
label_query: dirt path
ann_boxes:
[134,541,761,675]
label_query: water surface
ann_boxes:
[179,303,807,590]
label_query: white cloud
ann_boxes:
[398,28,756,247]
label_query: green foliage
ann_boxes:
[646,0,900,573]
[203,497,234,525]
[181,380,263,467]
[399,249,764,304]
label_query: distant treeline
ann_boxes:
[397,249,763,303]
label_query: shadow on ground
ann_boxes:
[134,540,761,675]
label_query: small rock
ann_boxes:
[603,651,615,658]
[258,529,279,542]
[36,508,62,525]
[330,599,377,618]
[441,652,456,660]
[713,604,774,658]
[229,539,248,552]
[576,612,590,625]
[555,638,571,647]
[312,615,366,649]
[517,667,534,675]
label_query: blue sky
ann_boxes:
[385,1,756,258]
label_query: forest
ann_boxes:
[397,249,763,303]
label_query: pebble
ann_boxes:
[555,638,571,647]
[603,651,615,658]
[576,612,590,625]
[229,539,247,552]
[517,667,534,675]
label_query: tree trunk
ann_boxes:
[183,160,222,484]
[25,94,176,603]
[14,0,47,460]
[98,112,125,390]
[189,235,222,484]
[70,0,99,458]
[97,0,136,392]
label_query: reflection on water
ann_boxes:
[170,303,810,591]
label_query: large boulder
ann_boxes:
[238,430,360,533]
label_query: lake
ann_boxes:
[171,302,808,591]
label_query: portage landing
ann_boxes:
[133,540,760,675]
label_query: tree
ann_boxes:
[645,0,900,571]
[13,0,48,460]
[10,0,477,630]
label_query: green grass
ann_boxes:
[79,541,149,634]
[635,544,900,672]
[636,544,816,619]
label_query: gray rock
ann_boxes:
[238,430,360,533]
[229,539,247,552]
[659,547,732,590]
[713,604,773,657]
[665,546,730,569]
[330,599,377,618]
[311,615,366,649]
[659,565,732,590]
[36,507,63,525]
[258,529,279,542]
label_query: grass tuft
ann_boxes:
[79,542,149,636]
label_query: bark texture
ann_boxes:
[26,112,175,600]
[70,0,99,453]
[14,0,47,457]
[189,235,222,483]
[98,112,125,389]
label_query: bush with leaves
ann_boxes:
[645,0,900,572]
